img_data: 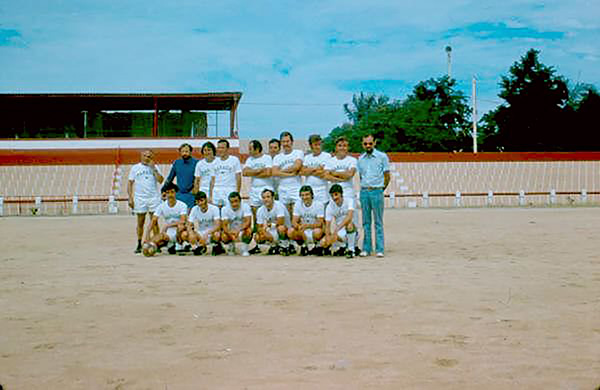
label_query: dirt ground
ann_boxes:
[1,208,599,389]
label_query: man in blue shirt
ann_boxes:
[357,134,390,258]
[165,143,199,210]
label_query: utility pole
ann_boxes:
[445,46,452,78]
[472,75,478,153]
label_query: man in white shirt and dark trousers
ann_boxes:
[357,133,390,258]
[128,150,164,254]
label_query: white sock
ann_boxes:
[282,239,289,248]
[240,243,248,253]
[347,232,357,250]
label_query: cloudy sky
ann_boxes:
[1,0,599,139]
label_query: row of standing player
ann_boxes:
[128,132,361,256]
[140,181,359,258]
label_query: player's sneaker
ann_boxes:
[241,250,250,257]
[279,246,290,256]
[184,244,192,252]
[227,243,236,256]
[267,246,279,255]
[248,245,261,255]
[322,247,332,256]
[333,247,346,257]
[359,251,369,257]
[193,246,207,256]
[167,245,177,255]
[311,246,323,256]
[354,247,361,256]
[212,243,225,256]
[376,252,384,258]
[288,245,297,255]
[134,242,142,254]
[345,249,355,259]
[300,245,309,256]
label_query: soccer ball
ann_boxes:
[142,242,157,257]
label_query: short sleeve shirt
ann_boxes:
[256,201,287,225]
[189,203,220,230]
[303,152,331,189]
[325,198,354,223]
[194,159,215,193]
[325,155,357,193]
[128,163,161,199]
[221,202,252,225]
[154,200,188,224]
[293,200,325,225]
[213,156,242,188]
[244,154,273,188]
[357,149,390,188]
[273,149,304,188]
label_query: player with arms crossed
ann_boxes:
[301,134,331,206]
[128,150,164,254]
[272,131,304,219]
[210,139,242,208]
[324,136,357,201]
[288,185,325,256]
[255,189,292,255]
[142,183,188,257]
[185,191,221,256]
[193,141,217,199]
[320,184,359,259]
[220,192,253,256]
[242,140,273,225]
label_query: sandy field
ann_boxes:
[1,208,599,389]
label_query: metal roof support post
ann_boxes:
[152,97,158,137]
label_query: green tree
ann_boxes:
[325,76,472,152]
[482,49,569,151]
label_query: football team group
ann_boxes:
[127,132,390,258]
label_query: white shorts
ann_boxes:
[133,196,161,214]
[166,227,178,243]
[303,229,314,243]
[278,185,300,205]
[249,186,273,208]
[196,228,212,242]
[259,226,279,243]
[213,186,236,207]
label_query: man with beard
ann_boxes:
[165,143,199,210]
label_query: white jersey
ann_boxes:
[244,154,273,189]
[155,199,188,225]
[221,202,252,226]
[257,200,291,227]
[293,200,325,225]
[128,163,161,199]
[303,152,331,190]
[212,155,242,188]
[273,149,304,188]
[326,155,357,195]
[189,203,220,231]
[325,197,355,224]
[194,158,215,194]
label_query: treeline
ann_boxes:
[324,49,600,152]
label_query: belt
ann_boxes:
[361,187,384,191]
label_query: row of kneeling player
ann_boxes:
[142,183,360,259]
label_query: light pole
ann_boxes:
[445,45,452,78]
